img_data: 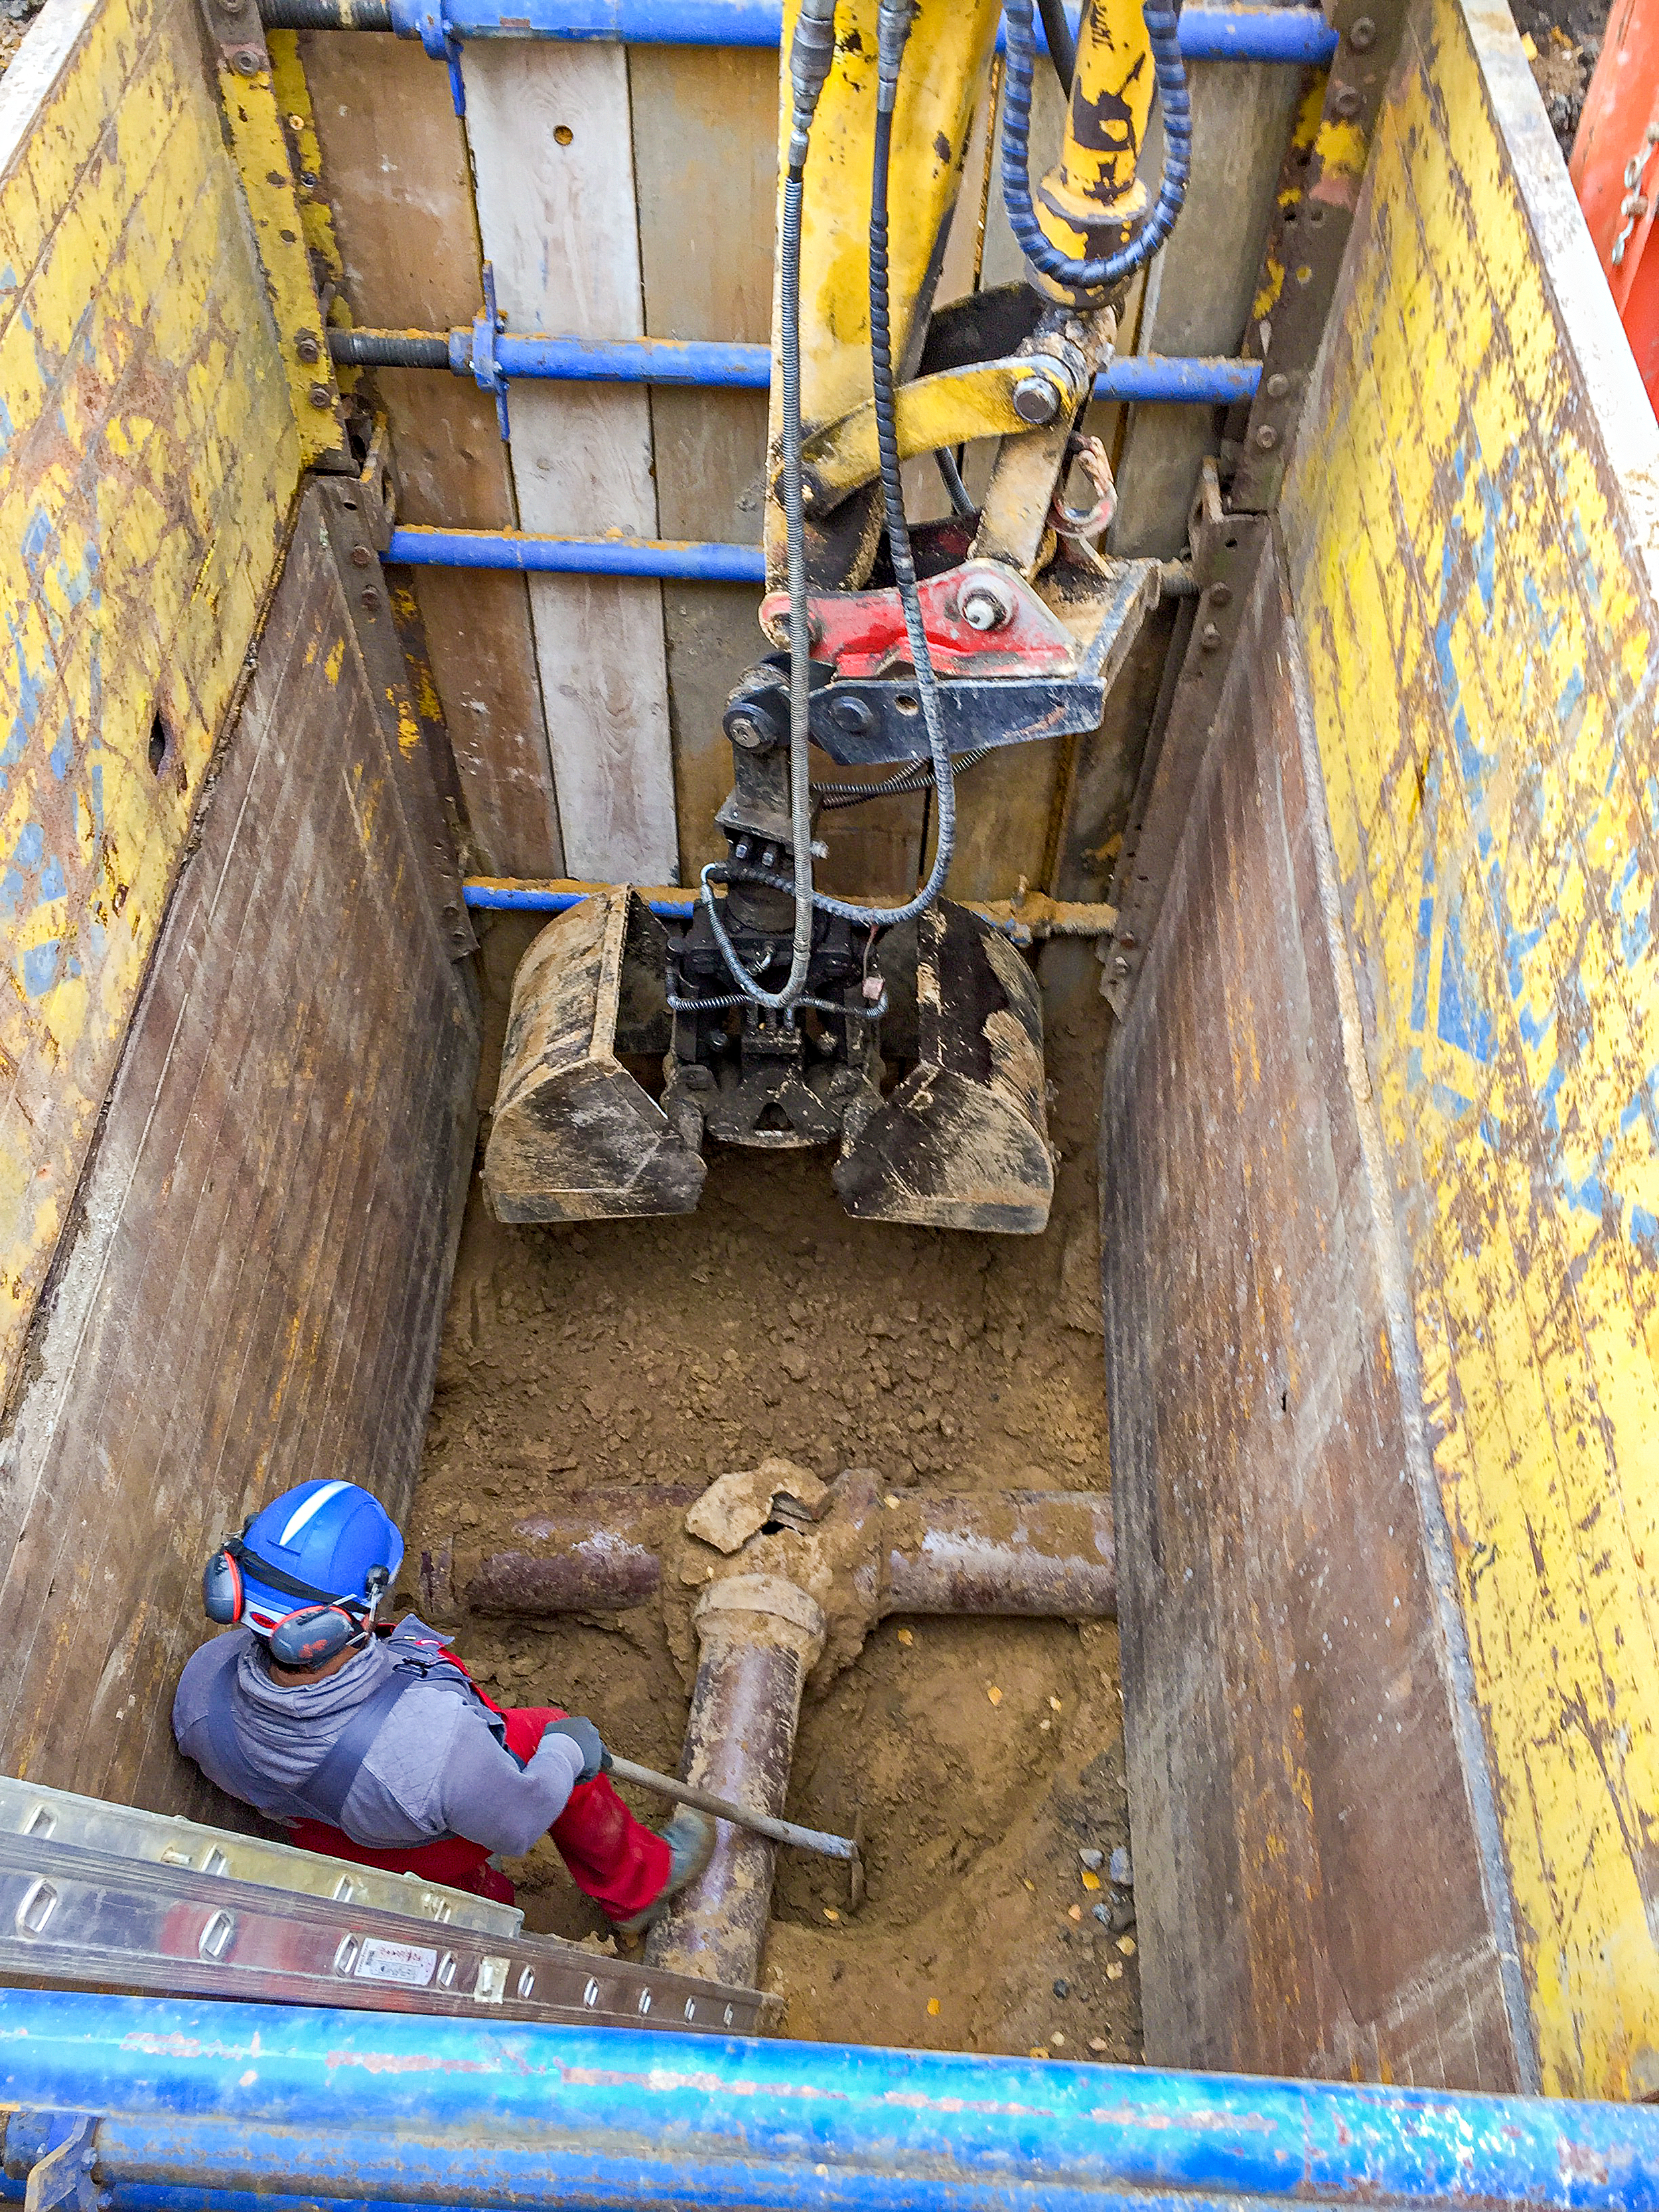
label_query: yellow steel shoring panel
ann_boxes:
[1281,0,1659,2097]
[0,0,299,1410]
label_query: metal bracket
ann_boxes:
[5,2114,109,2212]
[808,675,1106,765]
[389,0,467,111]
[469,262,511,442]
[760,559,1080,679]
[197,0,350,470]
[1102,467,1267,1015]
[1232,0,1410,510]
[785,351,1088,517]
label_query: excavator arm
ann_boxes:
[483,0,1187,1232]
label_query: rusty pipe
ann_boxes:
[417,1489,701,1617]
[425,1489,1114,1621]
[883,1491,1115,1616]
[644,1576,825,1990]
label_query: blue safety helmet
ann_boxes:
[203,1481,405,1663]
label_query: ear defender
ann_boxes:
[202,1548,244,1625]
[268,1605,363,1670]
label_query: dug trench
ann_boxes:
[399,922,1140,2061]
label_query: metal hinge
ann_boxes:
[4,2112,110,2212]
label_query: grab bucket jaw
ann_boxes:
[833,901,1054,1234]
[484,889,706,1224]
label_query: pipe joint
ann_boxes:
[696,1573,827,1669]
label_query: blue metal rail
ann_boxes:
[0,1990,1655,2212]
[387,527,767,581]
[378,0,1341,62]
[337,328,1264,405]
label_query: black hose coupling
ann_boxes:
[875,0,915,108]
[788,0,839,167]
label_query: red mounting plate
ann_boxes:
[760,560,1078,679]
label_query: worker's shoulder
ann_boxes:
[171,1626,251,1738]
[176,1625,251,1698]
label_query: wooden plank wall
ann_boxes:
[296,32,566,879]
[1277,0,1659,2100]
[0,484,480,1814]
[1101,536,1528,2093]
[0,0,301,1413]
[297,30,1147,908]
[467,42,680,884]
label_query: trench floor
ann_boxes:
[401,930,1141,2061]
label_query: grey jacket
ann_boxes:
[173,1617,585,1855]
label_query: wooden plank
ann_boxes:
[0,486,480,1812]
[1102,536,1524,2091]
[295,29,565,878]
[628,42,775,887]
[465,40,678,883]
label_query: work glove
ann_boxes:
[543,1714,611,1785]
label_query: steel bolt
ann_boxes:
[728,715,766,751]
[295,332,321,364]
[1265,372,1289,400]
[1200,623,1222,650]
[960,585,1009,632]
[1113,956,1130,976]
[1209,582,1232,607]
[350,545,372,567]
[1254,423,1279,451]
[1348,13,1376,46]
[1012,375,1062,426]
[360,587,380,613]
[828,696,875,736]
[307,382,332,410]
[1333,83,1362,116]
[232,47,259,72]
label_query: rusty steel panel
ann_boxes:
[0,0,302,1416]
[1102,538,1525,2090]
[0,484,480,1818]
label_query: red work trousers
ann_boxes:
[288,1704,670,1924]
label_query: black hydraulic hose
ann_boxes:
[329,331,450,369]
[699,4,835,1012]
[709,0,958,939]
[1036,0,1078,90]
[933,447,975,519]
[1000,0,1190,295]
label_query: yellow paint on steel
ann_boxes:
[0,0,300,1407]
[767,0,1002,571]
[1250,74,1330,323]
[1031,0,1157,295]
[1281,0,1659,2099]
[210,37,348,465]
[798,356,1080,509]
[265,31,359,395]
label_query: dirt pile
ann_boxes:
[403,934,1141,2059]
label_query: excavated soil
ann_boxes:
[401,926,1141,2062]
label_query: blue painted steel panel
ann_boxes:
[0,1991,1656,2212]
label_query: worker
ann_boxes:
[173,1479,713,1933]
